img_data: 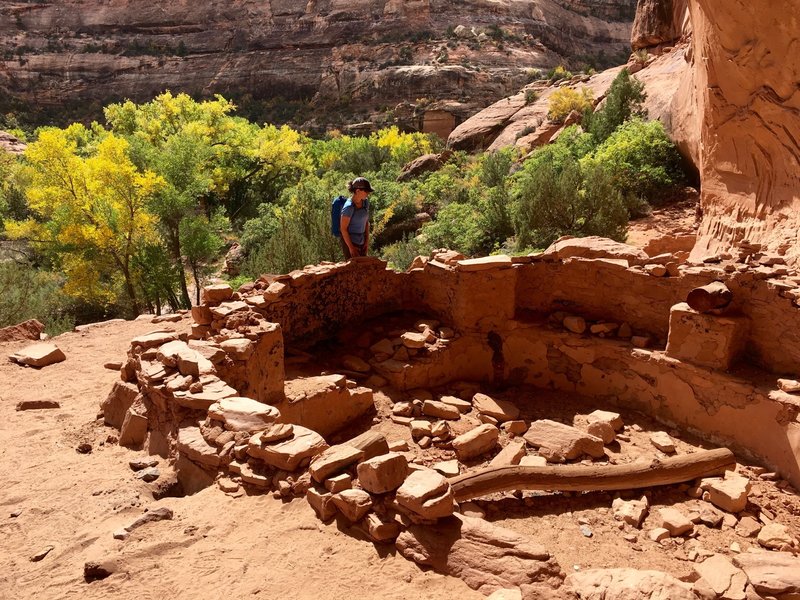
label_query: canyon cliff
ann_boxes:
[0,0,636,131]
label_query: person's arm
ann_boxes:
[340,214,356,255]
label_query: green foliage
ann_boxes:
[547,87,594,122]
[588,118,686,208]
[0,261,74,335]
[547,65,572,82]
[418,202,485,256]
[524,89,539,105]
[381,234,426,271]
[583,68,646,144]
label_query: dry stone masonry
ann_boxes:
[101,237,800,598]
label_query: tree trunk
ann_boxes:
[168,225,191,309]
[686,281,733,312]
[449,448,735,502]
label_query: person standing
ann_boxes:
[339,177,373,259]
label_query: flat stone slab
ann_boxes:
[248,425,328,471]
[523,419,604,461]
[733,551,800,596]
[452,424,499,461]
[396,468,455,519]
[9,343,65,368]
[471,393,519,422]
[565,568,695,600]
[177,425,221,468]
[309,444,364,483]
[208,397,280,433]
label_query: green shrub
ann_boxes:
[0,261,75,335]
[547,87,594,122]
[524,89,539,105]
[583,68,646,144]
[588,118,686,208]
[418,202,485,256]
[547,65,572,82]
[381,235,427,271]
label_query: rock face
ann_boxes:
[0,0,637,131]
[677,0,800,266]
[630,0,689,50]
[565,568,696,600]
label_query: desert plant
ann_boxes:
[547,87,594,122]
[524,89,539,105]
[547,65,572,82]
[583,68,647,144]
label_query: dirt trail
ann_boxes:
[0,318,481,600]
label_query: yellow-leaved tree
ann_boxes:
[6,126,162,311]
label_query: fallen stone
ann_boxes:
[260,423,294,443]
[396,514,562,595]
[125,507,174,532]
[733,551,800,597]
[130,330,178,350]
[9,343,66,368]
[363,513,401,542]
[247,425,328,471]
[112,529,129,540]
[612,496,649,528]
[432,460,460,477]
[650,432,676,453]
[324,473,352,493]
[103,361,123,370]
[777,378,800,393]
[439,395,472,413]
[735,516,762,537]
[658,507,694,536]
[208,396,280,433]
[307,488,337,521]
[119,408,148,448]
[357,452,408,494]
[565,568,695,600]
[217,478,240,494]
[422,399,461,420]
[401,332,427,348]
[586,420,615,444]
[563,316,587,334]
[135,467,160,482]
[201,283,233,304]
[410,420,433,439]
[395,468,455,519]
[15,400,60,411]
[696,505,724,528]
[700,474,751,513]
[30,545,54,562]
[332,489,372,522]
[388,439,409,452]
[177,425,221,468]
[502,420,528,435]
[342,355,371,372]
[757,522,797,550]
[129,458,158,471]
[693,554,748,600]
[452,424,500,461]
[345,430,390,460]
[309,444,364,483]
[519,455,548,467]
[471,393,520,422]
[586,410,623,431]
[490,439,527,467]
[523,420,605,461]
[0,319,44,343]
[648,528,671,542]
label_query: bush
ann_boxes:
[583,68,646,144]
[524,89,539,105]
[418,202,485,256]
[547,65,572,82]
[547,87,594,123]
[588,118,686,207]
[0,261,74,335]
[381,235,427,271]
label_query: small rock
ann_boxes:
[324,473,352,494]
[648,528,671,542]
[735,516,762,538]
[125,507,174,532]
[700,474,751,513]
[612,496,649,528]
[519,455,547,467]
[332,489,372,522]
[76,443,92,454]
[451,424,499,460]
[10,509,22,518]
[422,400,461,420]
[777,378,800,393]
[388,439,409,452]
[658,507,694,536]
[30,545,54,562]
[129,458,159,471]
[84,560,117,582]
[432,459,460,477]
[580,525,593,538]
[135,467,160,482]
[471,393,520,422]
[650,432,676,453]
[217,478,240,494]
[15,400,60,411]
[757,522,796,550]
[563,316,586,333]
[112,529,129,540]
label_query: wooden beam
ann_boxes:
[450,448,735,502]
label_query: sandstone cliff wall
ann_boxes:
[0,0,636,128]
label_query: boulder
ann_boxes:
[331,489,372,522]
[422,400,461,420]
[699,474,751,513]
[523,420,605,461]
[471,393,519,422]
[101,381,139,429]
[207,397,280,433]
[9,343,66,368]
[356,452,408,494]
[247,425,328,471]
[757,522,797,550]
[452,424,500,461]
[693,554,748,600]
[565,568,695,600]
[395,468,455,519]
[657,507,694,536]
[396,514,563,595]
[308,444,364,483]
[0,319,44,343]
[611,496,649,529]
[733,551,800,597]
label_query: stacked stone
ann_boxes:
[367,318,457,379]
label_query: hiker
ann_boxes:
[338,177,373,259]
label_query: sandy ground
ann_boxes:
[0,318,483,600]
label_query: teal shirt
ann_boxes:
[341,198,369,245]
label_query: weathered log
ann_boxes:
[450,448,735,501]
[686,281,733,312]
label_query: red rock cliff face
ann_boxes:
[0,0,636,128]
[681,0,800,263]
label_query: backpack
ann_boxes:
[330,195,347,237]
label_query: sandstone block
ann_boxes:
[307,488,337,521]
[432,459,460,477]
[693,554,748,600]
[357,452,408,494]
[346,430,390,460]
[563,316,586,334]
[324,473,352,494]
[586,421,615,444]
[648,528,670,542]
[657,507,694,536]
[247,425,328,471]
[523,419,604,461]
[201,283,233,304]
[309,444,364,483]
[191,305,213,325]
[519,455,547,467]
[612,496,649,528]
[452,424,499,461]
[363,513,401,543]
[439,395,472,413]
[130,330,178,350]
[16,400,60,411]
[665,302,748,370]
[209,300,248,319]
[566,569,695,600]
[410,420,432,439]
[395,469,455,519]
[101,381,139,429]
[757,522,797,550]
[422,400,461,420]
[542,236,650,265]
[332,489,372,522]
[219,338,254,360]
[9,343,66,368]
[401,332,427,348]
[778,378,800,393]
[490,439,527,467]
[699,474,751,513]
[177,425,220,468]
[119,408,148,448]
[650,431,676,453]
[586,409,622,431]
[471,393,519,422]
[502,420,528,435]
[0,319,44,343]
[733,551,800,597]
[208,397,280,433]
[734,516,761,537]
